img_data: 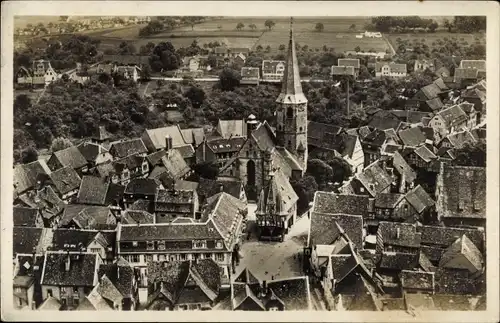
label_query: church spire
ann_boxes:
[276,17,307,104]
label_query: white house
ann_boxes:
[375,62,407,78]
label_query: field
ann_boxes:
[387,32,486,49]
[14,16,96,28]
[93,17,383,52]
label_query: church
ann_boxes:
[220,18,307,241]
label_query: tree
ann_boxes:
[236,22,245,31]
[192,161,219,180]
[265,45,271,53]
[326,157,353,184]
[349,24,356,31]
[264,20,276,31]
[354,46,361,52]
[290,175,318,212]
[315,23,324,32]
[249,23,257,31]
[59,16,69,22]
[306,159,333,188]
[278,44,286,51]
[454,16,486,33]
[217,25,222,31]
[51,137,73,152]
[428,22,438,33]
[219,68,241,91]
[184,86,206,109]
[453,142,486,167]
[443,19,453,32]
[256,45,263,52]
[21,147,38,164]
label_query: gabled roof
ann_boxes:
[18,186,65,220]
[234,268,260,284]
[14,160,52,195]
[13,206,40,227]
[436,104,468,127]
[51,228,115,251]
[121,210,155,225]
[91,126,112,141]
[38,296,62,310]
[355,161,393,197]
[77,176,109,205]
[375,62,407,73]
[374,193,404,209]
[59,204,114,229]
[331,65,355,76]
[377,222,421,248]
[161,149,191,180]
[216,119,246,139]
[50,146,88,170]
[49,166,82,195]
[144,125,187,150]
[433,77,449,91]
[262,60,286,73]
[454,68,479,80]
[405,185,435,214]
[338,58,360,69]
[146,150,167,167]
[392,151,417,184]
[438,165,485,219]
[77,141,110,162]
[13,227,43,255]
[398,127,427,147]
[439,235,483,273]
[313,192,371,217]
[41,251,99,287]
[109,138,147,159]
[119,221,223,243]
[181,128,205,147]
[232,283,266,310]
[379,251,419,270]
[425,97,444,112]
[367,116,401,131]
[266,276,312,310]
[417,225,485,251]
[197,177,242,201]
[413,145,437,162]
[98,259,136,299]
[310,212,364,248]
[124,178,158,196]
[419,83,442,100]
[445,130,477,149]
[459,60,486,70]
[400,270,435,291]
[241,67,260,79]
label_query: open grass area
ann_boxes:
[387,32,486,49]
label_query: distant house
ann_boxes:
[197,177,247,205]
[214,119,247,139]
[435,164,486,228]
[261,60,285,80]
[76,141,113,169]
[47,146,88,175]
[141,125,190,152]
[17,60,59,86]
[46,166,82,201]
[40,251,102,310]
[109,138,148,159]
[58,204,116,230]
[364,31,382,38]
[410,83,445,113]
[414,59,435,73]
[373,193,419,223]
[13,206,45,228]
[214,47,250,58]
[376,222,421,270]
[196,137,245,167]
[428,104,469,142]
[50,228,116,261]
[123,178,158,208]
[331,65,355,79]
[338,58,360,77]
[375,62,407,78]
[154,189,199,222]
[240,67,260,85]
[95,154,149,186]
[102,55,150,68]
[13,159,52,196]
[341,161,393,197]
[115,65,142,82]
[145,259,222,311]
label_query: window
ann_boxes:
[299,127,303,132]
[73,287,79,294]
[157,241,166,250]
[61,298,67,306]
[147,241,155,250]
[131,255,140,263]
[47,289,53,297]
[215,253,225,262]
[215,241,223,249]
[145,255,153,263]
[73,298,79,307]
[90,248,101,254]
[193,240,206,249]
[159,254,166,261]
[132,241,138,247]
[287,107,293,118]
[205,253,212,259]
[180,254,187,261]
[269,307,279,311]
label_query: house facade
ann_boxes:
[261,60,286,80]
[375,62,407,78]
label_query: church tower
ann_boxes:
[275,17,308,171]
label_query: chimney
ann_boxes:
[31,301,36,310]
[65,254,71,272]
[396,228,400,239]
[261,280,267,298]
[117,266,120,280]
[165,135,173,151]
[219,185,224,192]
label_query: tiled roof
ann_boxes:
[454,68,479,80]
[216,119,246,139]
[161,149,191,180]
[105,183,126,205]
[77,142,109,162]
[425,97,444,111]
[119,221,223,242]
[129,199,154,213]
[49,166,82,195]
[203,192,245,248]
[124,178,158,196]
[51,228,115,251]
[173,144,195,159]
[273,146,303,173]
[367,116,401,131]
[459,60,486,70]
[438,165,485,219]
[232,283,265,310]
[374,193,404,209]
[181,128,205,147]
[433,77,449,91]
[405,185,435,214]
[174,180,199,192]
[77,176,109,205]
[313,192,371,217]
[439,235,483,273]
[13,206,39,227]
[91,126,112,141]
[338,58,360,69]
[59,204,114,229]
[379,252,419,270]
[13,227,43,255]
[266,276,311,310]
[414,145,437,162]
[378,222,421,248]
[262,60,286,74]
[98,259,136,298]
[420,83,442,100]
[50,146,88,170]
[144,125,187,151]
[436,104,468,127]
[38,296,61,310]
[146,150,167,166]
[19,186,66,220]
[121,210,155,225]
[417,225,485,252]
[375,62,407,73]
[434,267,484,295]
[446,130,477,149]
[392,152,417,184]
[251,122,277,152]
[310,212,364,248]
[14,160,52,195]
[398,127,427,147]
[234,268,260,284]
[197,177,242,201]
[355,161,393,197]
[41,251,98,287]
[399,270,435,291]
[109,138,147,159]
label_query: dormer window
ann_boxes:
[216,241,223,249]
[157,241,166,250]
[473,200,481,211]
[193,240,207,249]
[132,241,138,247]
[147,241,155,250]
[458,201,465,211]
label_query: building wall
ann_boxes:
[275,103,308,170]
[87,240,108,260]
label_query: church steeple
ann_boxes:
[276,17,307,104]
[274,17,308,172]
